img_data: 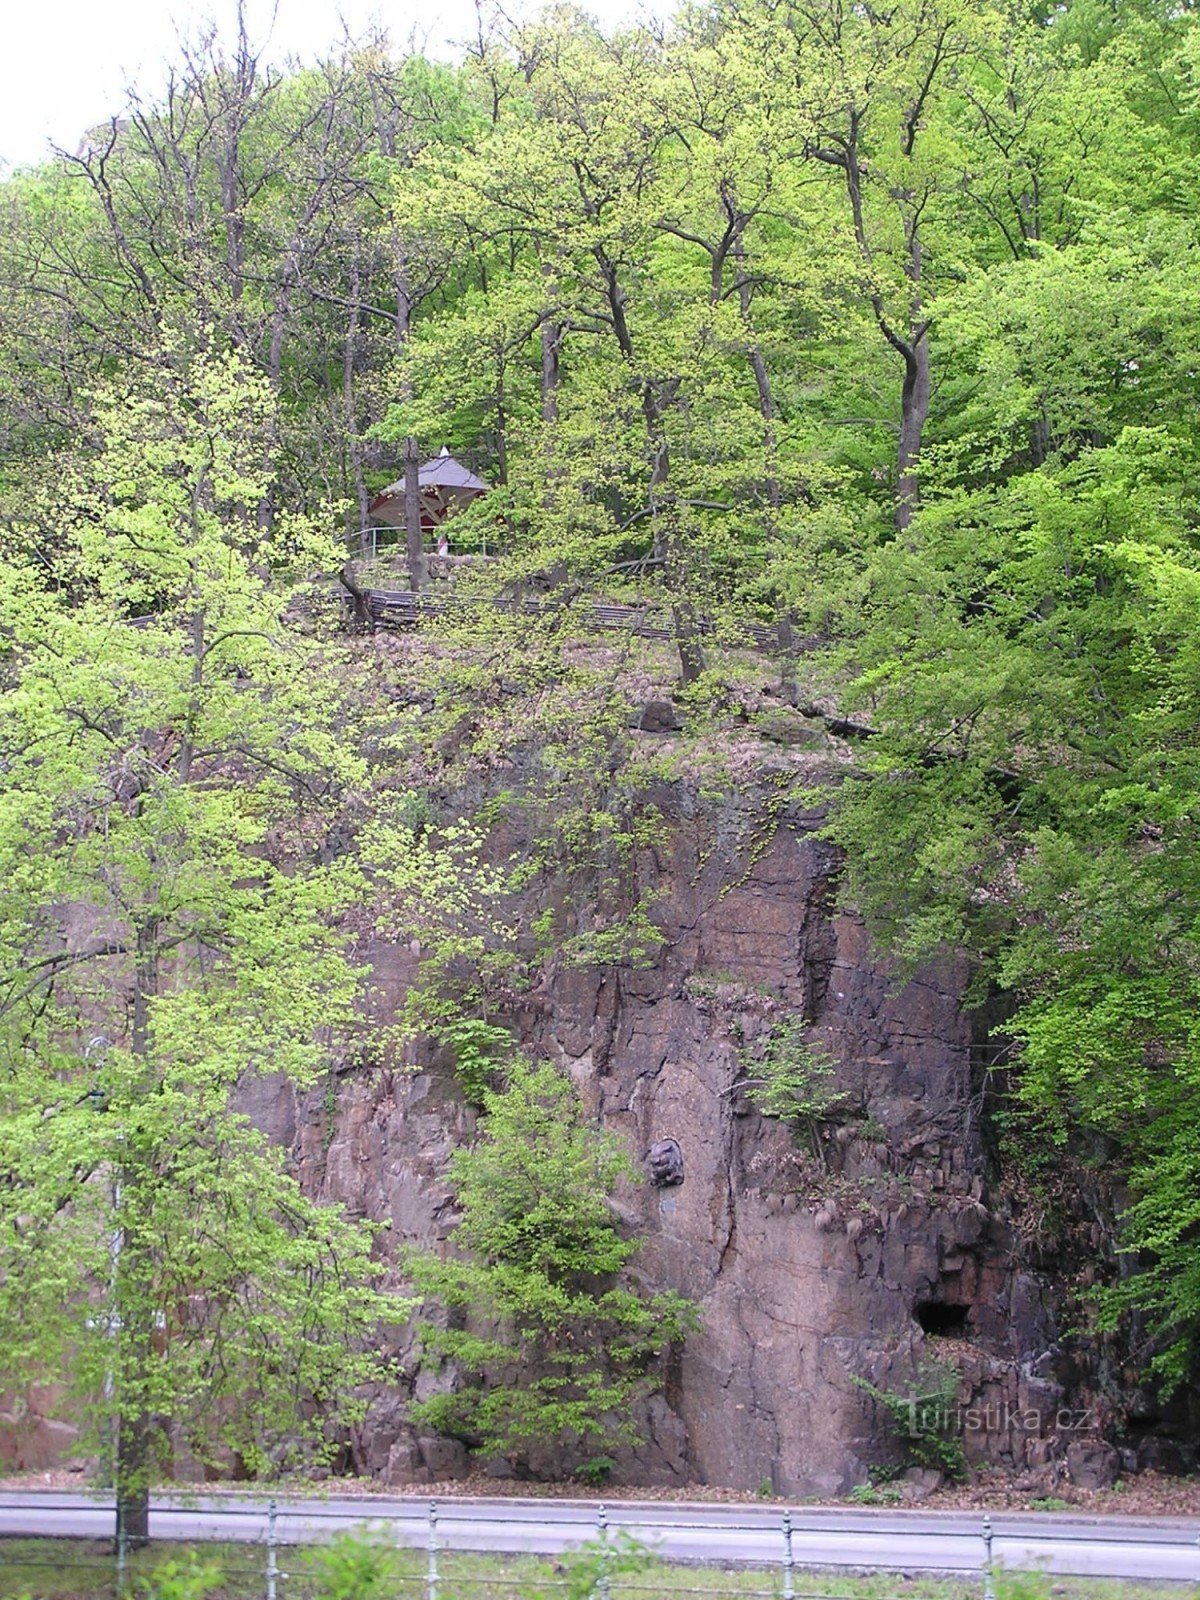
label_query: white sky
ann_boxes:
[0,0,644,171]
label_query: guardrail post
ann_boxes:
[781,1508,795,1600]
[982,1514,996,1600]
[426,1498,439,1600]
[596,1503,611,1600]
[265,1499,278,1600]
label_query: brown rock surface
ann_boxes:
[18,758,1185,1494]
[257,789,1105,1495]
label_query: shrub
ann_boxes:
[852,1358,967,1480]
[403,1058,696,1472]
[298,1528,403,1600]
[741,1018,849,1158]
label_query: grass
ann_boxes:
[0,1538,1194,1600]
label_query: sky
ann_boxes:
[0,0,643,171]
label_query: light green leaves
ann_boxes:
[0,339,405,1489]
[402,1058,695,1466]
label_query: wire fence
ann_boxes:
[3,1497,1199,1600]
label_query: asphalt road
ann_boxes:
[2,1492,1199,1583]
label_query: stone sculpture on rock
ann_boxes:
[647,1137,684,1187]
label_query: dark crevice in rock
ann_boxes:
[915,1300,970,1337]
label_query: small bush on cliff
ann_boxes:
[852,1359,967,1480]
[741,1018,849,1160]
[401,1058,696,1471]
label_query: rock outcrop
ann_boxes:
[9,752,1191,1492]
[260,774,1130,1494]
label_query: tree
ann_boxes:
[820,218,1200,1386]
[402,1058,694,1475]
[0,336,405,1544]
[743,0,978,530]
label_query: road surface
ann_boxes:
[2,1492,1198,1583]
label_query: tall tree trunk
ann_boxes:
[338,560,374,629]
[113,918,159,1551]
[494,367,508,486]
[343,256,370,529]
[896,333,929,532]
[217,0,255,323]
[644,411,705,686]
[402,437,424,591]
[541,317,562,424]
[394,242,425,592]
[663,525,707,686]
[602,251,705,688]
[817,119,932,533]
[540,254,562,425]
[115,1411,151,1551]
[731,230,799,675]
[732,233,780,514]
[538,255,566,532]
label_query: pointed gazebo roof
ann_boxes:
[366,447,491,536]
[416,447,489,494]
[374,448,489,503]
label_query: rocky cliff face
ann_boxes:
[2,746,1172,1490]
[268,768,1127,1497]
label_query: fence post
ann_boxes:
[596,1503,611,1600]
[426,1498,439,1600]
[982,1514,996,1600]
[781,1509,795,1600]
[265,1499,278,1600]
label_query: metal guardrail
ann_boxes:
[12,1495,1198,1599]
[0,1499,983,1600]
[351,528,411,561]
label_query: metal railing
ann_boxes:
[4,1496,1199,1600]
[360,585,779,650]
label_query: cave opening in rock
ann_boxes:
[915,1300,969,1337]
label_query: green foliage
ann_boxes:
[741,1018,848,1157]
[848,1481,903,1506]
[0,344,406,1508]
[994,1577,1054,1600]
[135,1553,223,1600]
[826,401,1200,1386]
[550,902,666,972]
[852,1361,967,1480]
[440,1012,515,1104]
[551,1532,658,1600]
[573,1453,616,1487]
[403,1057,696,1469]
[298,1529,403,1600]
[1,0,1200,1463]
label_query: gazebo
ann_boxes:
[367,448,489,553]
